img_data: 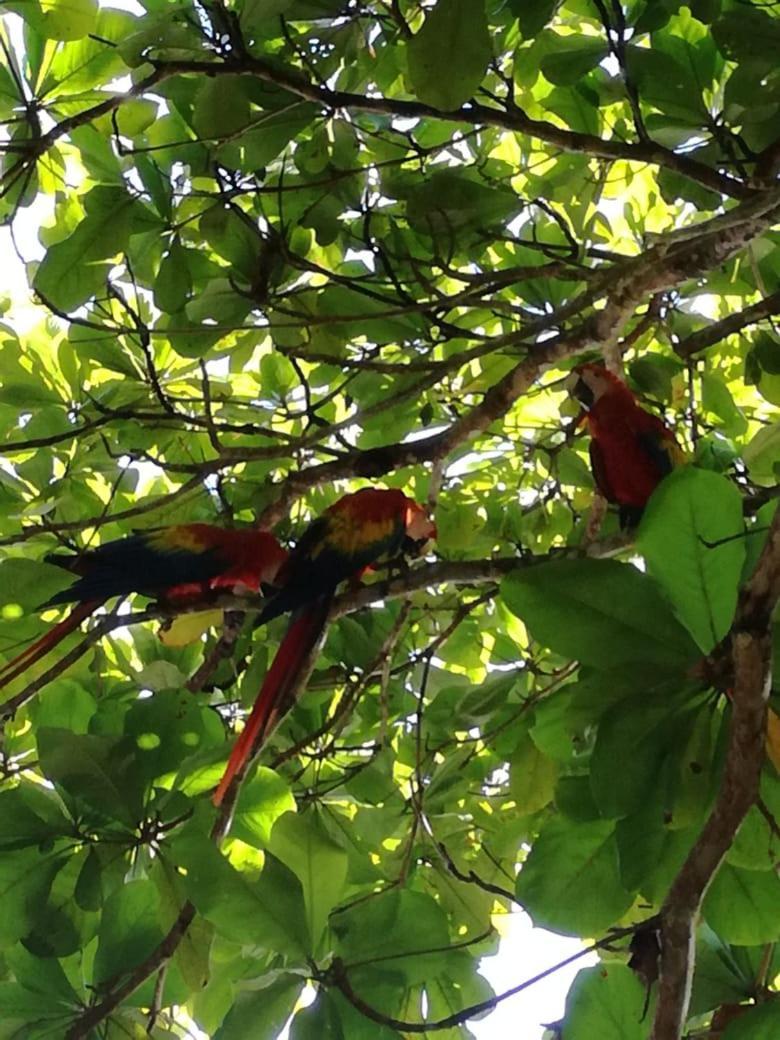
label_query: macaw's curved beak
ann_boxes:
[564,370,594,410]
[403,525,436,558]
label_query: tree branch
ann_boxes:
[651,508,780,1040]
[675,288,780,357]
[138,55,752,199]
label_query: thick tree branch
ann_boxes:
[651,509,780,1040]
[675,288,780,357]
[138,56,751,199]
[7,50,755,203]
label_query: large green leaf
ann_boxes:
[37,728,144,827]
[562,965,647,1040]
[515,817,634,935]
[0,785,70,851]
[590,689,702,819]
[0,847,64,944]
[34,186,146,310]
[540,35,608,86]
[171,823,309,957]
[406,0,492,110]
[703,864,780,945]
[214,973,302,1040]
[230,767,296,848]
[501,558,697,668]
[637,468,745,652]
[722,1003,780,1039]
[93,880,164,984]
[269,809,348,953]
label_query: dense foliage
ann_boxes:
[0,0,779,1036]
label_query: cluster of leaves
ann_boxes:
[0,0,779,1036]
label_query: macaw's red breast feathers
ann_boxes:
[0,524,287,693]
[566,363,685,528]
[213,488,435,807]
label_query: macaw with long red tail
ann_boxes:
[0,525,288,692]
[566,362,686,528]
[213,487,436,806]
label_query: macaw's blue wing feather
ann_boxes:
[44,531,226,605]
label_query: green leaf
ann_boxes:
[11,0,99,41]
[5,944,79,1004]
[214,973,302,1040]
[703,863,780,945]
[192,76,251,141]
[722,1003,780,1039]
[509,734,558,814]
[743,423,780,486]
[34,186,144,310]
[37,727,143,826]
[0,785,70,851]
[94,880,164,984]
[626,44,706,122]
[333,889,451,978]
[124,688,223,780]
[637,468,745,652]
[515,817,634,935]
[689,923,754,1016]
[269,809,348,953]
[713,9,780,64]
[238,104,318,167]
[154,237,192,313]
[230,767,297,848]
[406,0,492,110]
[0,558,73,613]
[509,0,557,39]
[172,823,309,957]
[0,983,73,1025]
[563,965,647,1040]
[31,678,96,733]
[540,35,608,86]
[501,559,697,669]
[590,688,701,819]
[0,846,63,944]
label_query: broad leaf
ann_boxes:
[502,559,697,668]
[515,817,634,935]
[638,468,745,651]
[406,0,492,110]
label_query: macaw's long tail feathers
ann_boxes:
[0,599,103,692]
[213,597,331,807]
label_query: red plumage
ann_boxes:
[567,363,684,528]
[213,488,436,806]
[0,525,287,692]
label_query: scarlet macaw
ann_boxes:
[0,525,288,691]
[213,487,436,806]
[566,362,685,528]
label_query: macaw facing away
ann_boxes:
[566,363,685,528]
[213,487,436,806]
[0,525,288,692]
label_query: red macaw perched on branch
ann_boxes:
[566,363,685,528]
[0,525,288,692]
[213,487,436,806]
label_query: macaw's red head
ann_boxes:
[565,363,634,412]
[403,498,437,555]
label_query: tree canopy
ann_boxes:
[0,0,779,1037]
